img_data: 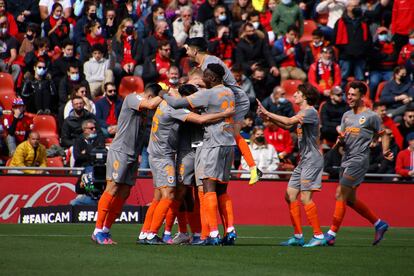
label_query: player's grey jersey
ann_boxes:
[177,122,204,151]
[296,107,323,167]
[109,93,144,156]
[187,85,236,148]
[201,55,248,105]
[340,109,382,167]
[147,100,190,156]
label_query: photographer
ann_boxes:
[70,119,106,206]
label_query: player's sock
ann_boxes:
[165,200,181,233]
[93,228,102,235]
[177,211,188,233]
[187,196,201,234]
[102,226,110,233]
[103,195,125,229]
[218,193,235,233]
[95,191,114,229]
[288,200,303,236]
[330,200,347,233]
[235,134,255,168]
[304,201,323,237]
[141,199,159,233]
[198,190,210,240]
[348,199,378,224]
[149,198,173,233]
[204,192,219,234]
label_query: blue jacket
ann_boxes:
[380,79,414,109]
[95,96,123,128]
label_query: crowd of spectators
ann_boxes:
[0,0,413,180]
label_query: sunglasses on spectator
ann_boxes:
[107,89,116,93]
[37,66,46,69]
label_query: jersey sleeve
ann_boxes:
[340,113,347,132]
[302,108,318,125]
[126,94,143,111]
[186,90,209,109]
[170,108,191,122]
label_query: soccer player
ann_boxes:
[142,81,235,245]
[163,63,237,245]
[257,83,327,247]
[91,83,164,245]
[184,37,262,185]
[324,81,392,246]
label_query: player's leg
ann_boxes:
[216,183,237,245]
[138,189,161,243]
[203,178,221,245]
[196,185,210,244]
[280,187,304,246]
[301,191,327,247]
[186,185,202,241]
[164,184,188,244]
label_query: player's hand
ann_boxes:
[256,99,269,117]
[333,132,345,149]
[383,150,394,161]
[295,112,305,124]
[223,106,235,117]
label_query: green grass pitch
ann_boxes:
[1,224,413,276]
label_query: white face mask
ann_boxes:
[36,67,47,76]
[95,28,102,36]
[218,14,227,22]
[409,38,414,45]
[321,58,331,65]
[313,41,323,47]
[53,14,61,20]
[157,15,165,21]
[278,97,286,103]
[281,0,292,5]
[70,73,80,81]
[169,78,179,85]
[378,34,388,42]
[252,22,260,30]
[0,28,7,35]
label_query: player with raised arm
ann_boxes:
[162,63,237,245]
[140,81,235,245]
[184,37,262,185]
[324,81,392,246]
[91,84,163,245]
[257,83,327,247]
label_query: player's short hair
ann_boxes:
[179,84,198,96]
[187,37,207,52]
[145,83,163,96]
[348,81,367,96]
[298,83,319,106]
[206,63,225,80]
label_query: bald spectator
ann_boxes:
[9,132,47,174]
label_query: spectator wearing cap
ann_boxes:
[142,40,174,85]
[95,82,122,138]
[21,59,56,114]
[0,15,20,82]
[303,29,331,72]
[270,0,304,38]
[172,5,204,48]
[83,43,114,99]
[308,46,341,98]
[380,66,414,121]
[334,0,371,87]
[235,22,279,77]
[398,107,414,148]
[273,25,306,82]
[42,2,71,49]
[2,98,33,156]
[368,27,397,100]
[397,30,414,66]
[9,131,47,174]
[395,132,414,180]
[320,86,349,145]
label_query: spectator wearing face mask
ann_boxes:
[83,43,114,99]
[21,59,56,114]
[368,27,398,100]
[303,28,331,72]
[164,66,181,89]
[73,1,99,45]
[259,86,295,119]
[250,66,279,101]
[142,40,175,85]
[271,0,304,38]
[18,23,38,58]
[42,3,71,49]
[0,15,20,82]
[78,20,106,63]
[204,5,231,42]
[397,30,414,66]
[136,4,166,40]
[197,0,227,23]
[23,37,51,75]
[247,11,270,44]
[241,126,280,179]
[39,0,72,21]
[308,46,341,98]
[231,0,255,36]
[0,0,18,37]
[95,83,122,138]
[207,25,234,67]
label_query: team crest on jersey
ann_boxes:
[167,176,175,184]
[359,116,366,125]
[113,160,120,170]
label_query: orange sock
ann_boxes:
[204,192,219,232]
[95,192,114,229]
[198,190,210,239]
[348,199,378,224]
[187,197,201,234]
[235,134,255,168]
[165,200,181,232]
[304,201,323,236]
[177,211,188,233]
[141,199,159,233]
[289,201,302,235]
[149,199,173,234]
[218,193,234,232]
[103,195,125,229]
[330,200,346,233]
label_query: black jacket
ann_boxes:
[235,37,275,76]
[142,35,179,65]
[73,134,106,167]
[61,110,102,148]
[111,37,143,65]
[50,56,82,87]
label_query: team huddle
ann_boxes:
[90,38,391,247]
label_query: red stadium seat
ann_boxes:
[0,91,17,110]
[32,115,58,136]
[0,72,14,93]
[47,156,65,175]
[40,136,60,149]
[375,81,388,102]
[299,20,318,43]
[281,79,303,97]
[118,76,145,98]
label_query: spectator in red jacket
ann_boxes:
[2,98,33,156]
[397,30,414,66]
[308,46,341,98]
[208,25,234,67]
[391,0,414,54]
[0,0,18,37]
[303,28,331,72]
[263,120,294,162]
[373,102,404,150]
[395,132,414,180]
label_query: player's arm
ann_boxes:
[256,99,303,129]
[186,107,235,124]
[139,96,163,110]
[162,94,191,108]
[377,130,393,161]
